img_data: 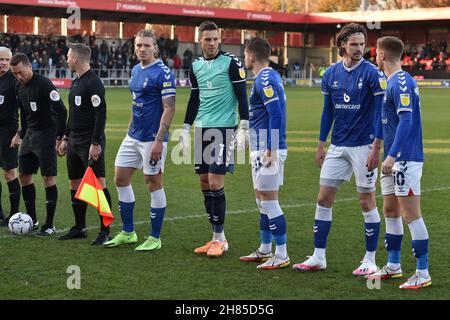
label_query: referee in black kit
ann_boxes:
[10,53,67,237]
[0,47,21,225]
[57,43,113,245]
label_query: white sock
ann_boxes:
[150,188,166,208]
[408,217,429,240]
[363,208,381,223]
[117,185,135,202]
[385,217,404,235]
[313,248,326,261]
[364,251,376,264]
[259,243,272,254]
[417,269,430,278]
[387,262,401,270]
[212,232,225,242]
[275,244,287,259]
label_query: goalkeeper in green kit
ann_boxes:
[181,21,249,258]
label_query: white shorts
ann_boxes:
[251,149,287,191]
[380,161,422,196]
[115,135,168,176]
[320,144,377,190]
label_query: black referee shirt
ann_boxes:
[16,73,67,139]
[66,69,106,145]
[0,70,19,130]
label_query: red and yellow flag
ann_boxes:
[75,166,114,227]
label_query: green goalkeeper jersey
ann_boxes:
[190,51,247,128]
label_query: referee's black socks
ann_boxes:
[44,185,57,227]
[22,184,37,224]
[0,182,3,217]
[71,189,87,230]
[7,178,21,217]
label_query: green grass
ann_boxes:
[1,87,450,300]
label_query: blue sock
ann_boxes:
[412,239,429,270]
[314,220,331,249]
[385,233,403,264]
[270,215,287,246]
[260,213,272,244]
[150,207,166,238]
[119,201,135,232]
[365,222,381,252]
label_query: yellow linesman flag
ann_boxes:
[75,166,114,227]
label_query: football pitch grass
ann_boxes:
[1,87,449,300]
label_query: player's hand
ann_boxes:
[179,123,191,157]
[89,144,102,162]
[58,140,68,157]
[10,134,21,148]
[262,149,277,167]
[316,143,326,168]
[55,139,62,154]
[236,120,249,152]
[367,147,380,171]
[382,155,395,174]
[150,140,163,161]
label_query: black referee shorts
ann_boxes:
[194,126,236,175]
[19,127,57,177]
[67,134,106,180]
[0,125,18,170]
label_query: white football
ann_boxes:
[8,212,33,235]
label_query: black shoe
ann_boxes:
[90,231,112,246]
[35,225,56,237]
[58,226,87,240]
[0,217,9,227]
[32,222,39,231]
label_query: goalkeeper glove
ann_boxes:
[180,123,191,157]
[236,120,249,152]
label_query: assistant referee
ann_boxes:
[57,43,112,245]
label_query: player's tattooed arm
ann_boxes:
[156,95,176,142]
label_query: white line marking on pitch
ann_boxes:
[1,185,449,239]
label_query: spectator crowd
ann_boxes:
[365,38,450,71]
[0,31,194,79]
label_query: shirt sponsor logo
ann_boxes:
[379,78,387,90]
[206,80,213,89]
[335,103,361,110]
[400,93,410,106]
[263,85,274,98]
[30,102,37,111]
[343,93,350,103]
[0,95,4,104]
[91,95,101,107]
[50,90,60,102]
[75,96,81,106]
[163,81,172,88]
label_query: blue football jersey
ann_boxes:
[382,70,423,162]
[249,67,287,151]
[128,59,176,142]
[321,59,386,147]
